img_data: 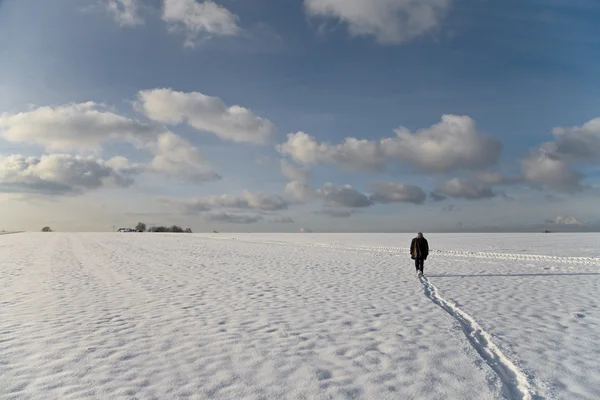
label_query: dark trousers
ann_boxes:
[415,258,424,273]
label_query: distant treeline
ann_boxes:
[133,222,191,233]
[147,225,192,233]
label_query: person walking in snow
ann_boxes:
[411,232,429,277]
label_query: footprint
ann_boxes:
[316,369,332,380]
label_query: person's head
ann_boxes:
[417,232,423,239]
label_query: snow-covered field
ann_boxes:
[1,233,599,400]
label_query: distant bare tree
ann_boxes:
[135,222,147,232]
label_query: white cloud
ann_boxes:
[138,88,275,144]
[0,101,221,183]
[434,178,496,200]
[545,215,585,227]
[162,0,240,47]
[277,132,383,171]
[304,0,452,44]
[552,117,600,161]
[317,183,372,208]
[150,132,220,182]
[280,159,315,202]
[475,171,523,186]
[106,155,146,176]
[0,154,137,195]
[369,181,426,204]
[519,116,600,194]
[277,115,501,173]
[244,191,288,211]
[284,180,316,202]
[281,159,309,183]
[0,102,160,152]
[382,115,502,173]
[184,194,246,212]
[204,211,262,224]
[183,190,288,213]
[105,0,143,26]
[521,144,582,193]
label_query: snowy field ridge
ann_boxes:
[1,232,599,399]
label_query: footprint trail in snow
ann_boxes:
[420,275,541,400]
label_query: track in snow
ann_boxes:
[419,276,541,400]
[202,236,600,266]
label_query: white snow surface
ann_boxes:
[1,232,599,399]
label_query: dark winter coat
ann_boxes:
[410,237,429,260]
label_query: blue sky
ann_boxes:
[1,0,599,232]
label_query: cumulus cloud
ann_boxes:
[304,0,452,44]
[317,183,372,208]
[280,159,315,202]
[521,144,583,193]
[277,115,501,173]
[277,132,383,171]
[552,117,600,161]
[281,159,309,183]
[105,0,143,26]
[520,116,600,193]
[150,132,220,182]
[185,194,246,212]
[244,191,289,211]
[433,178,496,200]
[284,180,315,203]
[369,181,426,204]
[162,0,240,47]
[204,212,262,224]
[382,115,502,173]
[271,216,294,224]
[475,171,523,186]
[545,215,585,227]
[182,191,288,214]
[106,155,146,176]
[0,101,221,183]
[0,102,161,152]
[137,88,275,144]
[0,154,137,195]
